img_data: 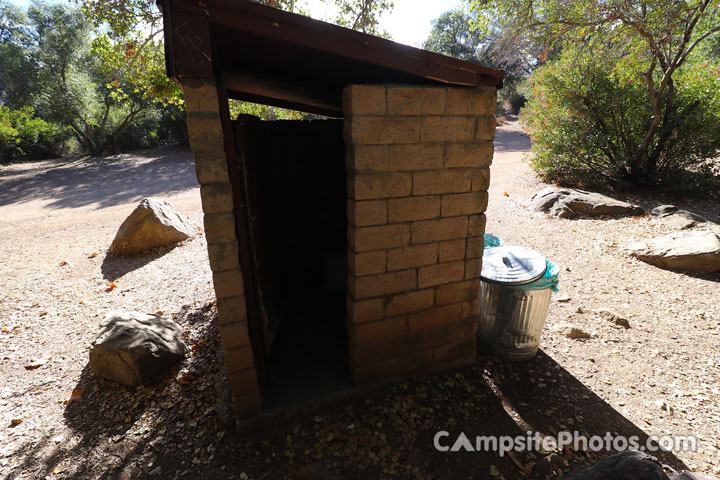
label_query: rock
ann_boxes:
[89,312,186,387]
[561,451,669,479]
[597,309,631,329]
[629,230,720,273]
[650,204,680,216]
[529,187,646,219]
[109,198,192,255]
[552,323,591,339]
[654,399,674,414]
[651,205,709,229]
[556,295,571,303]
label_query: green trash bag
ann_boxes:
[516,260,560,292]
[483,233,503,248]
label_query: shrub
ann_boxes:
[522,45,720,188]
[0,105,65,163]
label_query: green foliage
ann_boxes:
[424,11,484,62]
[0,1,38,109]
[423,9,531,115]
[523,44,720,186]
[80,0,395,118]
[0,105,65,163]
[471,0,720,183]
[331,0,393,35]
[24,2,155,155]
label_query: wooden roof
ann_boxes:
[159,0,505,117]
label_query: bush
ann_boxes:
[522,45,720,188]
[0,105,66,163]
[113,103,188,152]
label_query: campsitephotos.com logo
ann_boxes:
[434,430,698,457]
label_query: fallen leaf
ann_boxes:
[105,282,116,292]
[177,372,196,385]
[88,253,98,258]
[53,465,63,474]
[490,464,501,477]
[64,388,84,406]
[503,192,509,197]
[24,358,48,370]
[59,261,68,266]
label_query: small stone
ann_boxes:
[10,418,23,426]
[597,309,631,329]
[556,295,571,303]
[148,466,162,476]
[576,307,584,314]
[553,323,591,339]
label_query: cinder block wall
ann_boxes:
[343,84,496,385]
[182,78,261,418]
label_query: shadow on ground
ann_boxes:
[3,332,691,479]
[100,244,182,282]
[4,303,235,480]
[494,122,532,153]
[0,147,197,210]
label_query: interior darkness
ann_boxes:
[235,117,350,408]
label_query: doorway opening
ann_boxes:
[232,115,350,408]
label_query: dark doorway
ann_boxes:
[233,115,350,408]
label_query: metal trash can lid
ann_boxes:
[481,245,547,285]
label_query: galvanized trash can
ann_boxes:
[477,245,554,361]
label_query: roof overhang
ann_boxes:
[159,0,505,117]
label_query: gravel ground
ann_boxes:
[1,126,718,479]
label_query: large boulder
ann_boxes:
[562,451,720,480]
[109,198,192,255]
[650,205,709,230]
[89,312,186,387]
[629,230,720,273]
[560,451,668,480]
[529,187,646,219]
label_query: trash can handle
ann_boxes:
[502,255,513,268]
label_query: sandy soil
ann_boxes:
[1,126,718,479]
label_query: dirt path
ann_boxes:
[1,129,718,479]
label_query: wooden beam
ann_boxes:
[222,72,343,118]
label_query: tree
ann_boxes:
[424,10,485,63]
[470,0,720,183]
[0,1,38,109]
[80,0,394,113]
[28,3,150,155]
[523,42,720,187]
[423,9,536,114]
